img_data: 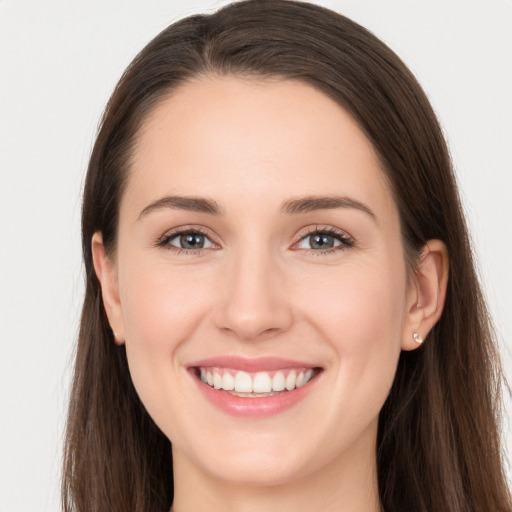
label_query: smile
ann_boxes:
[189,357,322,417]
[197,367,317,396]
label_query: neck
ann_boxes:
[170,422,381,512]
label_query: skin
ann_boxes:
[93,76,448,512]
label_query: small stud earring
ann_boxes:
[413,332,424,344]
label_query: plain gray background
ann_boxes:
[1,1,511,510]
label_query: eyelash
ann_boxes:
[155,226,218,255]
[155,225,354,256]
[293,226,354,255]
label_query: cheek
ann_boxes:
[298,257,407,342]
[116,256,215,418]
[116,263,223,455]
[119,257,214,350]
[296,259,407,402]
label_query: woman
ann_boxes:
[62,1,511,511]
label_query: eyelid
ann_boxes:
[292,225,355,252]
[155,225,220,250]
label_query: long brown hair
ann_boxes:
[62,1,511,510]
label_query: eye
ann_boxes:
[156,228,217,252]
[169,232,214,250]
[294,227,354,253]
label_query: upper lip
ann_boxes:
[188,356,320,372]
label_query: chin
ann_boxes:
[173,422,350,488]
[198,449,313,487]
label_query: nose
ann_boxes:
[214,248,294,341]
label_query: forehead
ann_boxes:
[123,75,396,221]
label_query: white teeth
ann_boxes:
[234,371,253,393]
[253,372,272,393]
[199,367,317,393]
[222,372,235,391]
[213,372,223,389]
[272,371,286,392]
[285,370,297,391]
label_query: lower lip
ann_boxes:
[191,370,320,418]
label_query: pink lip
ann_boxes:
[187,356,322,418]
[188,356,317,372]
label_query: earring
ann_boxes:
[413,332,424,344]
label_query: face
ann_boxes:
[99,76,419,487]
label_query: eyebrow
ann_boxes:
[138,195,222,219]
[281,195,376,220]
[137,194,376,221]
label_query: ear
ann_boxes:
[91,232,125,345]
[402,239,449,351]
